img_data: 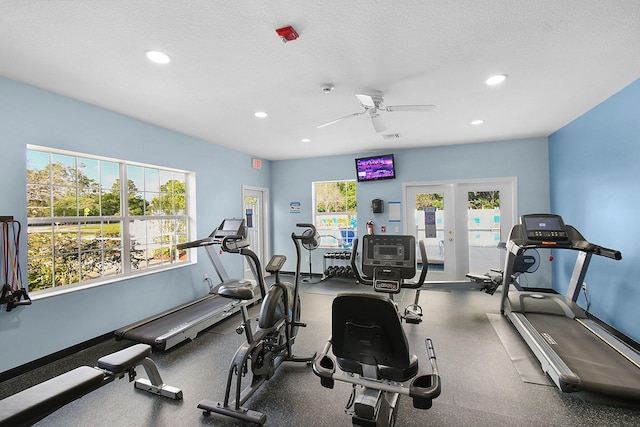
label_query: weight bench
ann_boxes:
[0,344,182,427]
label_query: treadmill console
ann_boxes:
[177,218,247,250]
[521,214,569,242]
[214,218,246,239]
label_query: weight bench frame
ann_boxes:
[0,344,182,427]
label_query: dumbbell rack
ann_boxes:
[322,251,355,280]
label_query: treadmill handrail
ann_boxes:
[176,236,216,250]
[507,224,622,260]
[221,234,250,253]
[177,218,248,251]
[573,241,622,260]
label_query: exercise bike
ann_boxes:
[313,234,441,427]
[198,223,318,425]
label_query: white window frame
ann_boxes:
[26,145,194,295]
[312,180,357,249]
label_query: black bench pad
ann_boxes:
[96,344,151,373]
[0,366,104,427]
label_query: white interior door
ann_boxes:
[242,186,270,280]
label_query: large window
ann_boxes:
[26,147,191,292]
[313,180,357,248]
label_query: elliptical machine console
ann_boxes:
[313,234,441,427]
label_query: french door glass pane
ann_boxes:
[414,192,444,272]
[467,191,501,274]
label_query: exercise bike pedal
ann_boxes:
[403,304,423,324]
[404,315,422,324]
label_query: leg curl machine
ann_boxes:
[198,223,318,425]
[314,234,441,427]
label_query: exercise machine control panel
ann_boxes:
[265,254,286,273]
[521,214,569,242]
[177,218,247,250]
[214,218,247,239]
[362,235,415,279]
[372,267,402,294]
[507,213,621,260]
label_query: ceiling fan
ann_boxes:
[317,90,437,133]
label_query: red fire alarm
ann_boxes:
[276,26,299,43]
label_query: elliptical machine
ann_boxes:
[313,234,441,427]
[198,223,318,425]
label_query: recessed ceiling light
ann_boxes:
[145,50,171,64]
[254,111,268,118]
[301,138,311,143]
[471,119,485,125]
[485,74,507,85]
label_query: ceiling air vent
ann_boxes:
[381,133,401,140]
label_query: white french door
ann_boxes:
[403,179,516,281]
[242,186,270,280]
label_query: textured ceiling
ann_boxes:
[2,1,640,160]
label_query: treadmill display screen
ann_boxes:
[522,214,568,241]
[215,218,245,237]
[221,219,243,232]
[524,216,563,231]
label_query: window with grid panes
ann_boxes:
[26,146,192,292]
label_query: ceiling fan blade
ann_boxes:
[317,111,364,129]
[370,113,386,133]
[355,93,377,108]
[385,105,437,112]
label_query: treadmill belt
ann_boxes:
[526,313,640,400]
[118,295,231,346]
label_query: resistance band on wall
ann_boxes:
[1,219,31,312]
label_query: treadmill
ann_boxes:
[114,218,260,350]
[500,214,640,400]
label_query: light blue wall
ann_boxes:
[549,78,640,343]
[12,69,637,373]
[271,137,551,275]
[0,77,270,372]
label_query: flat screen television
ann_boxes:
[355,154,396,182]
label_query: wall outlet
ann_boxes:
[203,273,209,281]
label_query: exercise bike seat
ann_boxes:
[216,279,256,301]
[332,293,419,382]
[258,282,296,330]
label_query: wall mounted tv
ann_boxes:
[355,154,396,182]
